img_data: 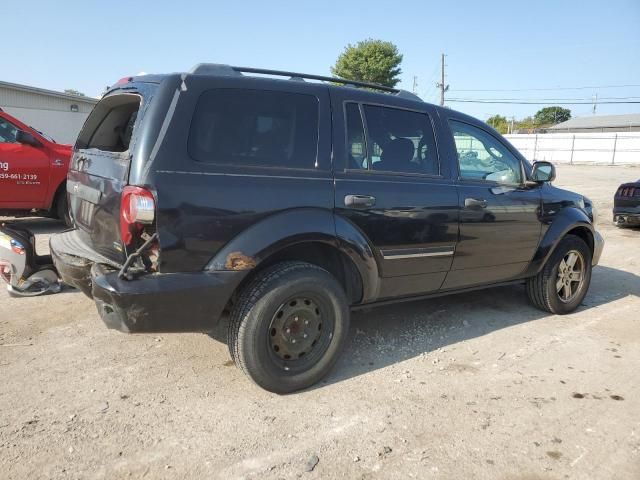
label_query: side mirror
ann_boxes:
[15,130,41,148]
[531,161,555,183]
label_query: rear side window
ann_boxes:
[345,103,367,169]
[188,89,319,169]
[345,103,439,175]
[76,94,141,152]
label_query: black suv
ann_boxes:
[51,64,604,393]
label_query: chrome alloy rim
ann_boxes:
[556,250,585,303]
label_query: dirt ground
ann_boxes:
[1,164,639,480]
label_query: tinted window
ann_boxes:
[346,104,439,175]
[189,89,319,169]
[450,120,523,184]
[345,103,367,169]
[0,117,18,143]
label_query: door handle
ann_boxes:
[345,194,376,208]
[53,159,63,166]
[464,197,488,209]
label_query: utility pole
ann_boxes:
[592,93,598,115]
[510,116,515,134]
[412,76,418,94]
[436,53,449,107]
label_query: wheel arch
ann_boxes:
[206,208,380,304]
[524,207,595,277]
[565,225,594,254]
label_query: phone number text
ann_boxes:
[0,173,39,180]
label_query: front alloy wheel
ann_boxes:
[556,250,586,303]
[526,235,592,314]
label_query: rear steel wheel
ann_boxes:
[228,262,349,394]
[268,296,332,370]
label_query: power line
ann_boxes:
[447,99,640,105]
[448,96,640,102]
[450,84,640,92]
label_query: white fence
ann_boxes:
[504,132,640,165]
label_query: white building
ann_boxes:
[547,113,640,133]
[0,80,98,144]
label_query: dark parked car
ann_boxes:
[50,65,604,393]
[614,181,640,227]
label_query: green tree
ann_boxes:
[331,39,403,88]
[515,116,536,132]
[64,89,86,97]
[534,106,571,125]
[486,115,509,134]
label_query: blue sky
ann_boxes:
[5,0,640,121]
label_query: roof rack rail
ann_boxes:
[189,63,422,101]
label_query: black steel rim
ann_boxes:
[267,293,334,373]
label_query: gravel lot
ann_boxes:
[1,164,639,479]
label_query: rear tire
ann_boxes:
[228,261,350,394]
[55,190,71,227]
[526,235,592,314]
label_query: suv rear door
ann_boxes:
[331,89,459,299]
[440,113,542,289]
[67,82,158,264]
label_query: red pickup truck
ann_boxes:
[0,109,72,225]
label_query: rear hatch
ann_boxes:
[68,82,156,264]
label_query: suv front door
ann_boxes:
[441,116,542,289]
[331,90,459,300]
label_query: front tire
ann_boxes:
[526,235,592,314]
[228,261,350,394]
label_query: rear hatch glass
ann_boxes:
[68,90,148,264]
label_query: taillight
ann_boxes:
[114,76,133,86]
[617,187,636,197]
[120,186,155,245]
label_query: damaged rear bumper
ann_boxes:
[50,230,117,298]
[51,230,245,333]
[90,264,243,333]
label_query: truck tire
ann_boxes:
[228,261,350,394]
[55,190,72,227]
[526,235,592,314]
